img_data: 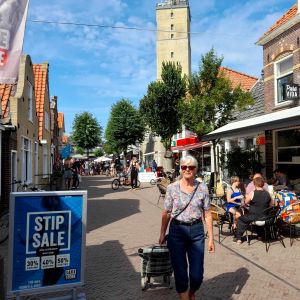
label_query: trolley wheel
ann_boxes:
[141,277,148,291]
[111,179,120,190]
[163,275,172,289]
[150,179,156,185]
[137,180,141,188]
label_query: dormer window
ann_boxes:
[275,55,293,104]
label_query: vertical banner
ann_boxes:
[8,191,87,297]
[0,0,29,83]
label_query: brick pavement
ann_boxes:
[1,175,300,299]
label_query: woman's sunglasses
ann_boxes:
[181,165,196,171]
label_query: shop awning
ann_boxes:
[171,141,210,151]
[202,106,300,141]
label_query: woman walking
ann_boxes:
[159,155,215,300]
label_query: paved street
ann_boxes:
[1,175,300,299]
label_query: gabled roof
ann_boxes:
[58,112,64,130]
[234,78,265,121]
[258,3,297,42]
[33,63,49,140]
[220,67,258,91]
[0,83,13,119]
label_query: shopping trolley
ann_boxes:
[138,246,173,290]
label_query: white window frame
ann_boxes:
[27,81,33,122]
[44,111,50,131]
[273,126,300,167]
[34,142,39,184]
[274,54,293,105]
[21,136,32,183]
[43,144,49,178]
[11,150,17,192]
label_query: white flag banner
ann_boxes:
[0,0,29,83]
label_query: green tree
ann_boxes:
[94,148,104,158]
[105,99,145,158]
[181,49,254,180]
[74,146,85,155]
[71,112,102,156]
[220,147,263,181]
[181,49,254,135]
[139,61,186,150]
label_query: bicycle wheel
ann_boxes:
[150,179,156,185]
[137,180,141,188]
[112,179,120,190]
[17,184,28,192]
[0,210,9,244]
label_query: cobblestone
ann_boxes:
[1,175,300,299]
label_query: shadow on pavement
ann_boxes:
[85,240,141,300]
[85,240,178,300]
[87,198,140,232]
[200,267,250,299]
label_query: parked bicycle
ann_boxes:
[111,173,141,190]
[12,180,43,192]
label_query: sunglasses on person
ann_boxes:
[181,165,196,171]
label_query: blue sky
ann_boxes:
[23,0,296,134]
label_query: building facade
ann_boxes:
[204,1,300,186]
[156,0,191,79]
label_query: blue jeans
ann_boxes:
[167,221,205,293]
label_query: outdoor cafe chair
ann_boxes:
[210,202,234,244]
[246,206,285,252]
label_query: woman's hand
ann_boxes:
[159,234,166,245]
[208,238,215,253]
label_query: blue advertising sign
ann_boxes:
[8,191,87,297]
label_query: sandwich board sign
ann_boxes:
[7,191,87,299]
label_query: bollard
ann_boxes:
[0,255,4,300]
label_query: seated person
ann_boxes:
[226,176,243,228]
[246,173,269,195]
[234,177,273,244]
[273,169,292,190]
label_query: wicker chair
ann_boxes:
[157,178,171,204]
[210,202,234,243]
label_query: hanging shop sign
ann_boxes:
[7,191,87,298]
[283,84,299,101]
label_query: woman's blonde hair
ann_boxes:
[230,176,240,185]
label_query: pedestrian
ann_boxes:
[129,156,140,189]
[63,158,73,190]
[152,159,157,173]
[159,155,215,300]
[174,158,180,178]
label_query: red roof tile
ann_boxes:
[219,67,258,91]
[0,83,13,118]
[33,63,49,140]
[259,3,297,41]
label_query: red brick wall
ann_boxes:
[263,22,300,113]
[1,130,17,211]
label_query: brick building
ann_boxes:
[204,1,300,184]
